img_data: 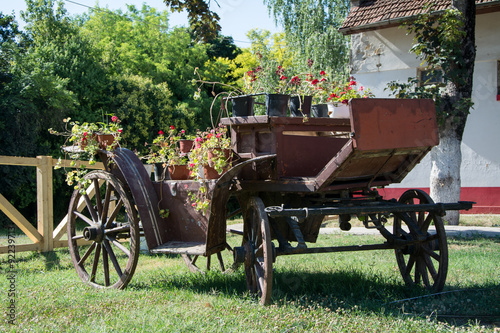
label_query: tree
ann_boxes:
[163,0,221,42]
[264,0,351,75]
[387,1,476,225]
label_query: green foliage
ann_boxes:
[264,0,351,76]
[163,0,221,42]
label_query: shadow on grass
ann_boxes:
[128,261,500,327]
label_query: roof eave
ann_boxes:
[339,1,500,36]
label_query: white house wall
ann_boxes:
[349,11,500,213]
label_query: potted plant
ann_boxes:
[187,124,232,213]
[326,77,375,118]
[145,126,193,180]
[48,115,123,193]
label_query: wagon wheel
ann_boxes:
[393,189,448,291]
[242,196,274,305]
[67,170,140,289]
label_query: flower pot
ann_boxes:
[328,103,350,118]
[231,95,255,117]
[265,93,290,117]
[97,133,116,149]
[179,139,194,153]
[168,164,190,180]
[311,104,329,117]
[207,148,232,168]
[289,95,312,117]
[203,165,224,179]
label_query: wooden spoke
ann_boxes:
[94,178,103,218]
[73,211,95,226]
[394,189,448,292]
[101,182,113,227]
[102,244,110,287]
[67,170,139,290]
[243,196,273,305]
[78,243,96,266]
[90,244,101,283]
[103,240,123,277]
[108,237,131,257]
[83,194,99,223]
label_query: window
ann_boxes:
[418,68,444,87]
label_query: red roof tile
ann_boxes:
[340,0,500,34]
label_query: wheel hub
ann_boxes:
[83,224,104,242]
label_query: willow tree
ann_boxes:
[263,0,351,75]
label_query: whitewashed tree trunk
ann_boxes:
[430,125,462,225]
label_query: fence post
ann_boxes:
[36,156,54,252]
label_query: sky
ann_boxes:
[1,0,282,47]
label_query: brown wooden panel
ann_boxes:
[350,98,439,151]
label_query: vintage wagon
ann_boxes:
[66,98,473,305]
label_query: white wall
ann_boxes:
[349,11,500,188]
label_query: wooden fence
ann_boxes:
[0,155,104,254]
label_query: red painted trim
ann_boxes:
[379,187,500,214]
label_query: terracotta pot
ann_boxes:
[179,139,194,153]
[207,148,232,167]
[203,165,224,179]
[168,164,190,180]
[97,133,116,149]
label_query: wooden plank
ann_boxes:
[0,243,40,254]
[0,155,40,166]
[37,156,53,252]
[0,193,42,242]
[53,159,104,169]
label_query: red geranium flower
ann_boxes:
[111,115,119,122]
[320,70,326,76]
[311,79,320,85]
[170,125,175,130]
[158,130,164,135]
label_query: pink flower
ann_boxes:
[83,132,88,137]
[118,128,123,133]
[206,133,213,139]
[216,133,222,138]
[349,80,356,86]
[111,116,119,122]
[359,86,364,91]
[192,203,196,207]
[181,129,185,134]
[158,130,164,135]
[189,163,195,168]
[195,137,203,142]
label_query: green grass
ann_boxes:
[1,232,499,332]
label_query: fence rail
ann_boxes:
[0,155,104,254]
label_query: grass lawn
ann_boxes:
[1,230,499,332]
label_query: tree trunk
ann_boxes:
[429,0,476,225]
[430,120,462,225]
